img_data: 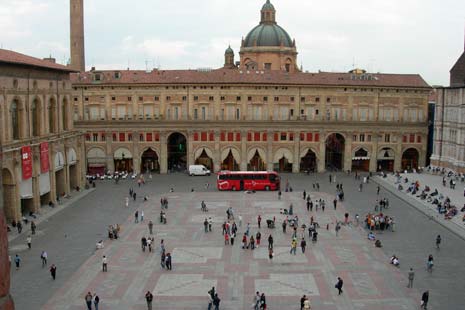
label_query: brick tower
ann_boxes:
[70,0,85,72]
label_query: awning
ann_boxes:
[67,148,77,165]
[273,148,293,164]
[54,152,65,171]
[194,147,213,160]
[247,148,266,162]
[39,172,51,195]
[221,148,240,162]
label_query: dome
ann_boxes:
[244,23,293,48]
[225,45,234,55]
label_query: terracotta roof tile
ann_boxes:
[71,68,430,88]
[0,49,76,72]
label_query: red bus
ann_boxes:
[217,171,280,191]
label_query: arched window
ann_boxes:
[49,98,56,134]
[31,98,40,137]
[11,99,20,140]
[62,98,68,131]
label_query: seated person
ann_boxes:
[390,255,399,266]
[375,239,382,247]
[368,232,376,241]
[96,240,104,249]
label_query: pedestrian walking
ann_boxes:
[436,235,441,249]
[213,293,221,310]
[303,190,306,200]
[31,221,36,235]
[125,197,129,207]
[14,254,21,270]
[421,291,429,309]
[335,223,341,237]
[257,215,262,229]
[17,221,22,233]
[278,190,282,200]
[427,254,434,272]
[238,215,242,227]
[141,210,144,222]
[377,185,380,195]
[231,232,235,246]
[102,255,108,272]
[26,235,32,249]
[50,264,57,280]
[204,218,209,233]
[165,253,172,270]
[268,234,273,250]
[41,251,48,267]
[148,220,154,234]
[145,291,154,310]
[301,238,306,253]
[85,292,93,310]
[133,192,137,201]
[93,294,100,310]
[333,199,337,210]
[290,238,297,255]
[135,211,139,223]
[407,268,414,288]
[209,217,213,232]
[335,277,343,295]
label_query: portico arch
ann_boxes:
[247,147,266,171]
[273,148,293,172]
[377,147,395,172]
[194,147,214,171]
[300,148,317,173]
[325,133,345,170]
[167,132,187,172]
[87,147,106,175]
[140,147,160,173]
[114,147,133,172]
[351,147,370,171]
[54,151,66,197]
[221,147,240,171]
[402,148,419,171]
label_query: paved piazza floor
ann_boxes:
[9,173,464,309]
[37,190,416,310]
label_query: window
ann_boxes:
[306,133,313,141]
[367,135,371,142]
[353,135,357,141]
[263,96,268,102]
[254,132,260,141]
[409,134,415,143]
[194,96,199,101]
[248,96,252,101]
[228,132,234,141]
[49,99,56,134]
[31,99,39,137]
[112,133,117,142]
[101,134,106,141]
[291,96,295,102]
[119,133,125,142]
[315,109,319,115]
[403,135,407,143]
[237,96,241,101]
[201,107,206,120]
[417,135,422,143]
[315,97,320,103]
[274,96,279,102]
[301,97,305,102]
[92,133,98,142]
[280,133,287,141]
[194,109,198,120]
[85,134,90,141]
[262,133,267,141]
[247,132,252,141]
[359,134,365,142]
[314,133,319,142]
[139,133,144,141]
[209,96,214,101]
[174,107,179,120]
[385,134,391,143]
[193,133,199,141]
[236,108,240,120]
[128,96,132,101]
[326,97,331,103]
[128,133,133,141]
[264,63,271,70]
[209,132,214,141]
[154,96,159,101]
[138,96,143,102]
[289,133,294,141]
[220,96,225,101]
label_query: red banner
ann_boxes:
[21,146,33,180]
[40,142,50,173]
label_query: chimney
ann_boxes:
[43,57,56,63]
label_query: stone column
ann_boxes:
[293,132,300,173]
[48,146,57,205]
[160,132,168,174]
[32,146,40,212]
[266,131,273,171]
[343,134,352,172]
[213,130,221,173]
[0,147,15,310]
[105,133,114,173]
[318,132,325,173]
[186,130,194,168]
[132,132,140,174]
[240,130,247,171]
[369,134,379,172]
[394,137,402,172]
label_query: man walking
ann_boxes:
[335,277,343,295]
[85,292,93,310]
[421,291,429,309]
[148,220,154,234]
[301,238,307,253]
[436,235,441,249]
[407,268,414,288]
[14,254,21,270]
[135,211,139,223]
[141,210,144,222]
[290,238,297,255]
[268,234,274,250]
[50,264,57,280]
[93,294,100,310]
[257,215,261,229]
[102,255,108,272]
[145,291,154,310]
[26,235,32,249]
[31,221,36,235]
[41,251,48,267]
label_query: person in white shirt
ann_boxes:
[102,255,108,272]
[26,235,32,249]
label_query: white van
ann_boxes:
[188,165,211,176]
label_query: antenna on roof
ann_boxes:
[352,57,356,69]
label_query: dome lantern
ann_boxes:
[261,0,276,24]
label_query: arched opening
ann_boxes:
[402,148,419,171]
[248,149,266,171]
[49,98,57,134]
[285,58,292,72]
[87,147,106,175]
[54,152,66,198]
[114,148,133,173]
[377,147,395,172]
[141,148,160,173]
[62,98,69,131]
[195,148,214,171]
[67,148,78,190]
[300,149,317,173]
[167,132,187,172]
[351,148,370,172]
[325,133,345,170]
[31,98,40,137]
[11,99,20,140]
[2,168,16,222]
[221,149,240,171]
[273,148,293,172]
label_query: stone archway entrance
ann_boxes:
[352,148,370,172]
[325,133,345,170]
[273,148,293,172]
[300,149,317,173]
[2,168,16,222]
[402,148,419,171]
[67,148,78,190]
[114,148,133,173]
[221,148,240,171]
[141,148,160,173]
[248,149,266,171]
[377,147,395,172]
[195,148,214,171]
[168,132,187,172]
[54,152,66,198]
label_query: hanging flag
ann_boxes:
[40,142,50,173]
[21,145,33,180]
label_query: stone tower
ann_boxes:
[70,0,85,72]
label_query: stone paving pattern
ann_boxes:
[41,190,417,310]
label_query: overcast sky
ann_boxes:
[1,0,464,86]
